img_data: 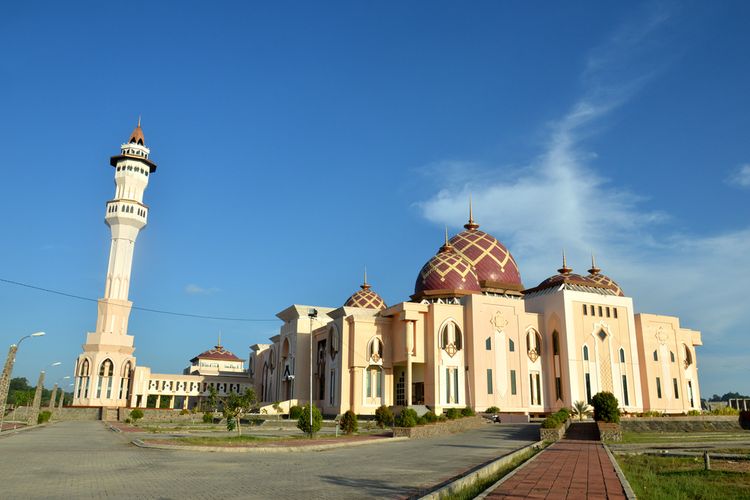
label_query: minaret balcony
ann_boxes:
[105,200,148,226]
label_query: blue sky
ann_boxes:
[0,1,748,398]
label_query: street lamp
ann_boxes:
[308,308,318,438]
[0,331,45,432]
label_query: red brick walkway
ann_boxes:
[485,440,626,499]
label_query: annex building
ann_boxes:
[71,125,703,417]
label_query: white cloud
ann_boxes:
[416,8,750,396]
[727,164,750,188]
[185,284,220,295]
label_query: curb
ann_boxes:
[604,444,637,500]
[131,435,409,453]
[0,422,52,439]
[474,441,547,500]
[418,440,546,500]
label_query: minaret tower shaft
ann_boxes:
[72,122,157,408]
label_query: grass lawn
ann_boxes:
[619,431,750,444]
[616,454,750,499]
[161,435,272,446]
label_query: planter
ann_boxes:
[393,415,485,439]
[597,422,621,441]
[539,418,571,441]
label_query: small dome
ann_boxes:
[450,206,523,293]
[586,256,624,296]
[413,235,481,300]
[344,272,387,310]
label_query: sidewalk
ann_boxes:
[485,438,627,499]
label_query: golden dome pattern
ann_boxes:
[344,271,387,309]
[586,255,624,296]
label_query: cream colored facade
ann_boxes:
[250,260,703,417]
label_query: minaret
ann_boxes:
[72,121,157,408]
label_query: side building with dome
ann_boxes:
[249,210,702,416]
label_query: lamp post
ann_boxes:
[28,361,60,425]
[308,308,318,438]
[0,332,45,432]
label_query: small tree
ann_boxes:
[221,388,258,436]
[129,408,144,425]
[339,410,358,434]
[297,404,322,437]
[289,405,303,420]
[572,401,592,421]
[591,392,620,423]
[375,405,394,428]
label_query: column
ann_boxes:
[406,321,414,407]
[169,395,175,409]
[29,371,45,425]
[155,395,161,409]
[48,384,58,410]
[0,345,19,423]
[182,396,189,410]
[58,390,65,410]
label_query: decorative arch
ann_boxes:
[329,324,340,360]
[683,344,693,368]
[281,338,290,358]
[439,320,462,357]
[525,328,542,362]
[96,358,115,399]
[76,357,91,399]
[552,331,560,356]
[583,344,589,361]
[119,360,133,400]
[367,336,383,364]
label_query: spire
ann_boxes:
[128,118,145,146]
[557,249,572,275]
[439,226,454,253]
[216,331,222,350]
[361,266,371,290]
[464,195,480,230]
[588,253,601,275]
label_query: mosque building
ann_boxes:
[72,126,702,417]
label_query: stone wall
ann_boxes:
[597,422,621,441]
[56,407,101,421]
[119,408,201,422]
[393,416,486,438]
[539,418,570,441]
[620,416,743,433]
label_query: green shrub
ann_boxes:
[179,409,189,415]
[557,407,571,420]
[438,414,448,422]
[202,411,214,423]
[711,406,739,416]
[641,410,664,417]
[289,405,303,420]
[417,416,427,426]
[461,406,475,417]
[687,409,702,416]
[226,416,236,432]
[37,410,52,424]
[375,405,394,428]
[297,404,323,436]
[541,415,562,429]
[395,408,418,427]
[445,408,461,420]
[423,411,438,423]
[129,409,144,424]
[339,410,358,434]
[124,418,131,424]
[486,406,501,414]
[591,392,620,423]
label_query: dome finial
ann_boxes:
[138,115,141,127]
[128,118,146,146]
[361,266,371,290]
[440,226,454,253]
[464,195,480,230]
[216,330,222,349]
[588,253,601,275]
[558,249,572,275]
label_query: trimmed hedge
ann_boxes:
[395,408,418,428]
[591,392,620,423]
[541,408,571,429]
[486,406,501,414]
[37,410,52,424]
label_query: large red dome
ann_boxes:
[413,238,481,300]
[449,215,523,293]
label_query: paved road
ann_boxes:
[0,421,537,499]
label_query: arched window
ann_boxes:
[526,329,542,362]
[670,351,675,363]
[552,331,560,356]
[619,348,625,363]
[365,366,383,399]
[119,361,132,400]
[485,337,491,350]
[509,338,515,352]
[683,345,693,368]
[583,345,589,361]
[653,350,658,362]
[96,359,114,399]
[368,337,383,363]
[76,358,90,399]
[329,326,339,360]
[439,322,462,357]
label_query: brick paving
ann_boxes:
[485,440,626,499]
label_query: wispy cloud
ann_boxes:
[416,6,750,395]
[727,164,750,188]
[185,284,220,295]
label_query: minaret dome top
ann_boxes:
[129,117,145,146]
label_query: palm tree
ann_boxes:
[572,400,592,421]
